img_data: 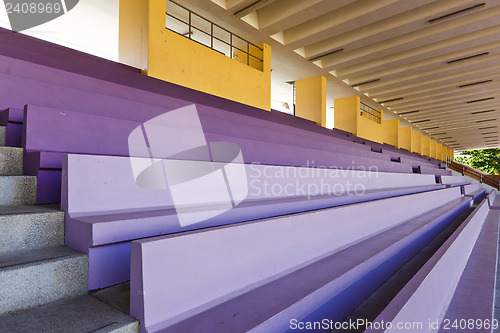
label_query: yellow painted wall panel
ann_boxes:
[382,119,399,147]
[436,144,443,161]
[411,132,422,155]
[120,0,272,111]
[119,0,149,70]
[357,115,384,144]
[422,137,430,157]
[398,127,412,151]
[334,96,359,135]
[295,76,327,126]
[430,140,437,159]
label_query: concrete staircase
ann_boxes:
[0,128,138,332]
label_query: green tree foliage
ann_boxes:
[455,148,500,175]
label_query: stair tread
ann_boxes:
[0,146,22,152]
[0,204,62,216]
[0,295,138,333]
[0,175,36,178]
[0,246,85,269]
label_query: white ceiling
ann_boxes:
[179,0,500,151]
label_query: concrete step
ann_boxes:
[0,295,139,333]
[0,126,5,146]
[0,175,37,205]
[0,147,23,175]
[0,205,64,253]
[0,246,88,316]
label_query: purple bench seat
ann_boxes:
[62,154,444,288]
[419,165,452,176]
[23,104,415,204]
[463,183,487,204]
[21,105,405,173]
[366,192,497,333]
[487,190,500,210]
[440,175,470,187]
[129,187,469,332]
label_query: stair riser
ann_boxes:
[0,211,65,252]
[0,176,37,205]
[0,255,88,315]
[0,147,23,175]
[0,126,5,146]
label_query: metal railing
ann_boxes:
[446,158,500,190]
[165,0,263,67]
[360,102,382,124]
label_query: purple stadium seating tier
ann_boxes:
[24,105,412,175]
[129,187,469,332]
[62,153,442,251]
[439,209,499,333]
[143,198,472,333]
[62,154,445,288]
[21,102,385,161]
[366,193,497,333]
[0,28,140,83]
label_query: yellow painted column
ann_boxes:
[357,109,384,143]
[421,137,430,157]
[430,140,437,159]
[382,119,399,147]
[334,96,359,135]
[411,131,423,155]
[436,144,443,161]
[295,76,327,127]
[398,127,412,151]
[119,0,149,70]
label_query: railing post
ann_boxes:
[210,23,213,49]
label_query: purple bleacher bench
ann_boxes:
[365,192,498,333]
[463,183,487,204]
[440,175,470,188]
[129,187,470,332]
[419,165,452,176]
[487,190,500,210]
[23,104,418,203]
[62,153,446,289]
